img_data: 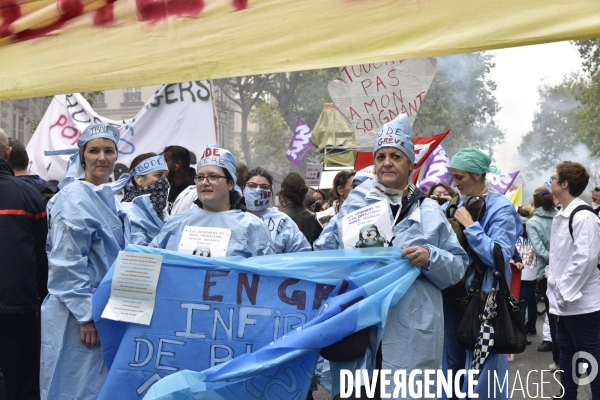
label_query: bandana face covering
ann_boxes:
[122,177,170,221]
[243,187,271,212]
[366,181,406,206]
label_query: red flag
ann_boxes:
[354,129,451,172]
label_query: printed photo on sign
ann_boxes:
[178,226,231,257]
[341,200,393,249]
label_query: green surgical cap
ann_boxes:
[449,147,500,175]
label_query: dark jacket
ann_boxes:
[279,203,323,246]
[0,159,48,313]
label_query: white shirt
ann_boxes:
[546,197,600,315]
[169,185,197,216]
[516,236,537,281]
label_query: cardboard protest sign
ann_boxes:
[178,226,232,258]
[286,118,315,167]
[26,82,216,182]
[341,201,392,249]
[329,59,437,136]
[101,251,163,325]
[93,245,420,399]
[305,163,323,187]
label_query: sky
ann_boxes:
[489,40,583,174]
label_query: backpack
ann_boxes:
[442,194,487,306]
[568,204,600,270]
[30,181,59,205]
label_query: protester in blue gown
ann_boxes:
[444,147,522,400]
[152,145,274,257]
[120,152,169,245]
[314,114,468,399]
[41,123,129,400]
[244,167,311,254]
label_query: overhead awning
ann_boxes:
[1,0,599,101]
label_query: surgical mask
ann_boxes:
[243,186,271,212]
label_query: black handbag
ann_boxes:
[442,195,487,306]
[319,327,370,362]
[456,243,527,354]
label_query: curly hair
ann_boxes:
[533,187,556,211]
[280,172,308,206]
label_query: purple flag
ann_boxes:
[488,171,520,194]
[418,145,451,192]
[286,118,315,167]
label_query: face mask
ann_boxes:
[122,176,170,221]
[243,187,271,212]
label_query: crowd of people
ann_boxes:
[1,112,599,400]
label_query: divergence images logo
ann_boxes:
[573,351,598,385]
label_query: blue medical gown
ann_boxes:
[314,180,468,398]
[41,181,128,400]
[446,191,522,399]
[253,208,311,254]
[151,205,275,257]
[120,195,164,246]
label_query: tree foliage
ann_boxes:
[571,38,600,157]
[214,75,270,166]
[248,68,340,171]
[518,76,583,178]
[412,52,504,158]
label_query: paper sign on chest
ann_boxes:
[178,226,232,257]
[342,200,393,249]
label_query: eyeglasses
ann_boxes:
[550,175,557,182]
[194,175,227,184]
[433,191,450,197]
[246,183,271,190]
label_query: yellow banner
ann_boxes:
[1,0,600,100]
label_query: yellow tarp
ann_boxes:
[2,0,600,101]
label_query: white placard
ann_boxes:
[101,251,163,325]
[341,200,393,249]
[27,82,216,182]
[178,226,231,257]
[316,207,337,228]
[305,163,324,187]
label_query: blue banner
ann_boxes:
[92,245,419,399]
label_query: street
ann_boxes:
[0,315,593,399]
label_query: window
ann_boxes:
[123,87,142,103]
[96,91,105,104]
[13,112,25,142]
[218,122,227,147]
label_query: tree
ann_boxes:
[412,52,504,158]
[214,75,270,166]
[572,38,600,157]
[518,76,583,178]
[248,68,341,171]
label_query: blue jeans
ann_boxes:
[519,280,537,331]
[443,302,465,400]
[555,310,600,400]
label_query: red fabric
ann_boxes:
[0,209,47,219]
[354,128,451,171]
[509,262,521,298]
